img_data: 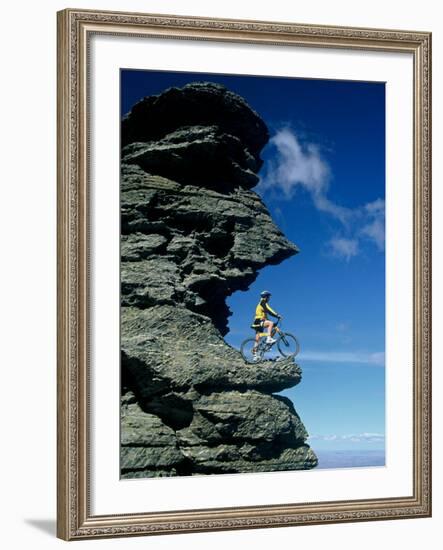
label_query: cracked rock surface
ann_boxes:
[120,82,318,478]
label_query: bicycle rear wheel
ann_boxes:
[277,333,300,358]
[240,338,263,364]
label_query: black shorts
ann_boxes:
[251,318,266,332]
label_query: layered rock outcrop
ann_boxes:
[120,82,318,478]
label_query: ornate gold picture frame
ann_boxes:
[57,8,431,540]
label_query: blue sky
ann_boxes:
[122,69,386,453]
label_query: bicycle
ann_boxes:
[240,318,300,364]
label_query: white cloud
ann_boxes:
[259,129,330,197]
[360,198,385,251]
[329,237,359,261]
[308,432,385,443]
[367,352,386,365]
[301,350,385,366]
[259,128,385,259]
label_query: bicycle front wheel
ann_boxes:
[240,338,263,364]
[277,333,300,358]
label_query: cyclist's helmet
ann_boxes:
[260,290,272,298]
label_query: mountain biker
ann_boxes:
[251,290,282,357]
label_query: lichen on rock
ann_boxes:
[120,81,317,478]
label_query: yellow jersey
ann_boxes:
[254,299,278,321]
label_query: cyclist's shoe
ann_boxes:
[252,349,259,361]
[266,336,277,344]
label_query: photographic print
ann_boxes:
[120,70,385,479]
[57,9,431,539]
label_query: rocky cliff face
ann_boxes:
[120,82,318,478]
